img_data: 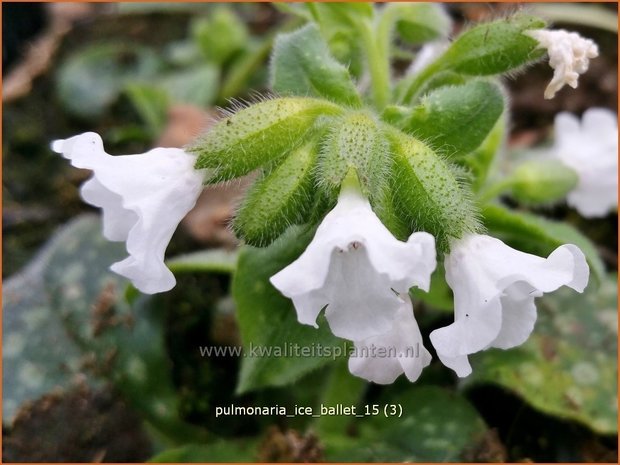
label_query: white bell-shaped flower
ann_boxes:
[430,234,589,377]
[525,29,598,99]
[552,108,618,217]
[270,184,436,341]
[348,295,432,384]
[52,132,204,294]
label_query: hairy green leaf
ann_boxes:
[271,24,361,107]
[439,15,547,75]
[403,80,505,157]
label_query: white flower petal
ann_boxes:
[490,283,538,350]
[348,296,432,384]
[81,178,137,242]
[270,187,437,341]
[525,29,598,99]
[429,297,502,359]
[553,108,618,218]
[52,132,204,294]
[434,352,472,378]
[431,234,589,376]
[322,245,404,340]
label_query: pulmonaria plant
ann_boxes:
[53,4,606,385]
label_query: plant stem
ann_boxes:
[218,18,303,102]
[358,19,390,110]
[477,177,517,204]
[397,60,441,104]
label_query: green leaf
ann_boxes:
[149,440,256,462]
[232,226,340,394]
[306,3,371,78]
[464,274,617,434]
[482,204,606,283]
[167,249,238,275]
[325,386,488,461]
[125,83,170,137]
[439,15,547,75]
[3,215,207,441]
[40,216,207,442]
[397,15,546,104]
[189,97,343,181]
[159,65,219,107]
[56,43,160,119]
[310,3,373,26]
[271,24,362,107]
[2,217,108,422]
[234,140,320,247]
[192,7,248,65]
[273,3,313,20]
[402,80,505,157]
[389,3,452,44]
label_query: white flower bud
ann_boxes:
[525,29,598,99]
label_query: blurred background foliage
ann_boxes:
[2,2,618,462]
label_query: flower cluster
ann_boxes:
[270,184,589,383]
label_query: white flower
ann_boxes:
[430,234,589,377]
[552,108,618,217]
[270,186,436,341]
[52,132,204,294]
[525,29,598,99]
[348,295,432,384]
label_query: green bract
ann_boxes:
[387,128,480,251]
[189,97,342,181]
[317,112,389,199]
[234,140,319,247]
